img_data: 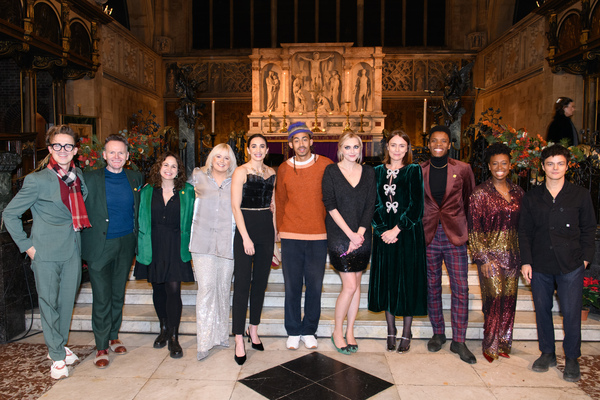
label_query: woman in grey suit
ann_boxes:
[3,125,90,380]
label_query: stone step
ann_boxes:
[76,280,557,312]
[26,305,600,341]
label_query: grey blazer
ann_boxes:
[3,167,87,261]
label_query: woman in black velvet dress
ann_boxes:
[322,132,376,354]
[230,133,276,365]
[547,97,578,146]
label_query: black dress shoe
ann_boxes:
[427,334,446,352]
[168,327,183,359]
[153,318,169,349]
[532,352,557,372]
[563,358,581,382]
[450,341,476,364]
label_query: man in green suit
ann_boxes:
[3,125,90,380]
[81,134,143,368]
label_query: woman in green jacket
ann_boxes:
[135,151,195,358]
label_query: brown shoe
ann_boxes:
[94,349,109,368]
[109,339,127,354]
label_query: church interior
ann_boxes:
[2,0,600,399]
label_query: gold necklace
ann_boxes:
[430,162,447,169]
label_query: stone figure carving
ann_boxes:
[354,69,371,111]
[265,71,280,111]
[329,70,341,112]
[292,72,306,113]
[441,62,473,126]
[298,52,334,89]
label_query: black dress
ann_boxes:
[134,188,194,283]
[322,164,377,272]
[547,114,578,146]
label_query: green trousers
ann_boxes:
[31,252,82,361]
[87,233,136,350]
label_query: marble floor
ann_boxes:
[16,331,600,400]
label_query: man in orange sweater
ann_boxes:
[275,122,333,350]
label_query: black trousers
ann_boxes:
[232,209,274,334]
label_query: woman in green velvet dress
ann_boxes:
[368,130,427,353]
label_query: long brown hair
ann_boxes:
[382,130,413,165]
[148,151,186,191]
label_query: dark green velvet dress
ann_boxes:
[368,163,428,316]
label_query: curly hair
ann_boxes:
[147,151,186,191]
[485,142,511,164]
[382,130,413,165]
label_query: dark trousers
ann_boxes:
[232,209,274,335]
[87,233,136,350]
[281,239,328,336]
[531,265,584,359]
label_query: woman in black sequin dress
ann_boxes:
[231,134,276,365]
[322,132,376,354]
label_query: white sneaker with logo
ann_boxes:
[300,335,318,349]
[286,335,301,350]
[50,360,69,380]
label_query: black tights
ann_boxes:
[152,282,182,329]
[385,311,413,340]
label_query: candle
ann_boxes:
[346,71,350,104]
[212,100,215,133]
[283,72,287,103]
[423,99,427,133]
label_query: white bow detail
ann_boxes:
[383,184,396,196]
[386,201,398,214]
[386,169,399,179]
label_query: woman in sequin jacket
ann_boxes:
[468,143,524,362]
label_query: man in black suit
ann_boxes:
[519,144,596,382]
[81,134,143,368]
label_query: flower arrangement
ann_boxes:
[583,277,600,310]
[478,108,587,181]
[78,110,164,172]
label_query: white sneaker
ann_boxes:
[47,347,80,365]
[50,360,69,380]
[300,335,318,349]
[286,335,301,350]
[64,347,79,365]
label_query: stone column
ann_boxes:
[21,69,36,132]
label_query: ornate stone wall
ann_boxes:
[474,12,582,139]
[67,21,163,140]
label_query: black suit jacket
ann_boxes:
[80,168,143,262]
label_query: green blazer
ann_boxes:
[80,168,144,262]
[3,167,87,261]
[136,182,195,265]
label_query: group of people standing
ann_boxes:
[2,102,594,383]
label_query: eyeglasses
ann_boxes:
[50,143,75,152]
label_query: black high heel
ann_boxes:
[397,333,412,354]
[386,335,397,352]
[234,339,246,365]
[246,329,264,351]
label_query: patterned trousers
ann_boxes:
[426,224,469,342]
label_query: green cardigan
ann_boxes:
[136,182,195,265]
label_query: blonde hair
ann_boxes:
[337,132,363,163]
[205,143,237,177]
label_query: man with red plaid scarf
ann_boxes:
[3,125,90,380]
